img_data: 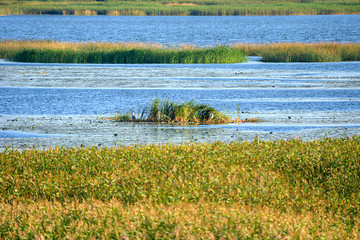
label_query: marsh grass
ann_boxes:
[1,0,359,16]
[0,137,359,238]
[234,42,360,62]
[0,40,247,64]
[1,41,358,64]
[112,99,237,124]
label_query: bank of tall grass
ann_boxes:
[0,40,247,64]
[1,0,359,16]
[1,40,359,63]
[234,42,360,62]
[0,137,359,238]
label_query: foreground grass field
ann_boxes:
[1,40,359,63]
[1,0,359,16]
[1,137,359,238]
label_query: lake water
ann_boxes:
[0,15,359,148]
[1,15,359,45]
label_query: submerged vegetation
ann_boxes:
[0,137,359,238]
[1,40,359,63]
[0,41,247,64]
[112,98,239,124]
[0,0,359,16]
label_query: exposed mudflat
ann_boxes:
[1,59,359,150]
[1,58,360,89]
[1,112,360,149]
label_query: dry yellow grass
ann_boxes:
[1,199,358,239]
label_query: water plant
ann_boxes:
[233,42,360,62]
[0,137,359,238]
[1,40,359,64]
[113,98,236,124]
[0,40,247,64]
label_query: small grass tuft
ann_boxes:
[112,98,258,124]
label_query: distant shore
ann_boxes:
[1,0,359,16]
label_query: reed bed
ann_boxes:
[1,41,359,63]
[233,42,360,62]
[0,40,247,64]
[112,99,240,124]
[1,0,359,16]
[0,137,359,238]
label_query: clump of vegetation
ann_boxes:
[112,98,237,124]
[0,40,247,64]
[234,42,360,62]
[0,137,359,238]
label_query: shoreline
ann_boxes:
[2,12,360,16]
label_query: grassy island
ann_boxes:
[1,0,359,16]
[0,137,359,238]
[1,40,359,63]
[0,41,247,64]
[112,99,240,124]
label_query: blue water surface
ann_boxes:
[1,15,359,45]
[1,87,360,115]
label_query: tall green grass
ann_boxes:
[234,42,360,62]
[1,0,359,16]
[113,98,237,124]
[1,41,358,63]
[0,41,247,64]
[0,137,359,238]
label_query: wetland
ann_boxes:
[0,14,360,239]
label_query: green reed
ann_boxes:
[1,0,359,16]
[113,98,235,124]
[234,42,360,62]
[1,41,358,64]
[0,137,359,238]
[0,40,247,64]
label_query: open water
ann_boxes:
[1,15,359,45]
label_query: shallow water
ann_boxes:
[1,59,359,149]
[1,87,360,115]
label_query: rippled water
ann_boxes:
[1,15,359,45]
[1,87,360,115]
[1,59,359,148]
